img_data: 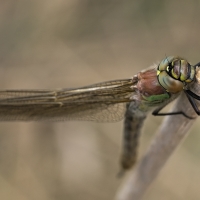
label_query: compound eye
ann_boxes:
[158,56,175,71]
[158,71,183,93]
[170,59,181,80]
[166,65,173,73]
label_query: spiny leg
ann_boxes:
[152,101,194,119]
[185,89,200,100]
[184,90,200,115]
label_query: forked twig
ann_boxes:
[116,68,200,200]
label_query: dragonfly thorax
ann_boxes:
[157,56,196,94]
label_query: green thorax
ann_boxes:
[134,67,171,111]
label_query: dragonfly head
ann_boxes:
[157,56,196,93]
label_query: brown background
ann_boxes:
[0,1,200,200]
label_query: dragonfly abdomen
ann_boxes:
[120,102,146,171]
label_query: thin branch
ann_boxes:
[116,68,200,200]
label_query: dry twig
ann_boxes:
[116,68,200,200]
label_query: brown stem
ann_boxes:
[116,68,200,200]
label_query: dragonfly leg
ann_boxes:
[184,90,200,115]
[184,89,200,100]
[193,62,200,68]
[152,102,194,119]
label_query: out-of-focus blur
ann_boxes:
[0,1,200,200]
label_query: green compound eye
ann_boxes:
[157,70,183,93]
[157,56,195,93]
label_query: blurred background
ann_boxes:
[0,1,200,200]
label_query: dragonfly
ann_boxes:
[0,56,200,171]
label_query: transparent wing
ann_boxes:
[0,79,134,122]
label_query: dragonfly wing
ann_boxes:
[0,79,134,122]
[0,100,127,122]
